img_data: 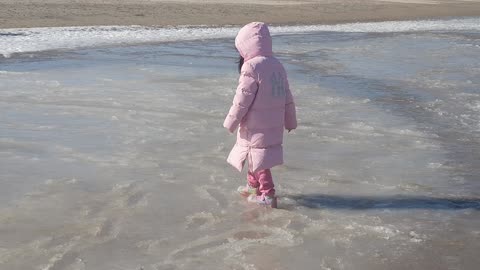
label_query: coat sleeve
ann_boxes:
[284,76,297,130]
[223,63,258,133]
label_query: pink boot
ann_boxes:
[237,184,259,197]
[247,194,277,208]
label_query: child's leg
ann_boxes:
[247,171,260,188]
[255,169,275,197]
[238,171,259,196]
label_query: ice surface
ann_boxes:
[1,18,480,270]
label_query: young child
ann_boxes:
[223,22,297,208]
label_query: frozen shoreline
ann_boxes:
[2,17,480,58]
[1,17,480,270]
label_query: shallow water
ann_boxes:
[1,20,480,270]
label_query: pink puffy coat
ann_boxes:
[223,22,297,173]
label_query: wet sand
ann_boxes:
[1,0,480,29]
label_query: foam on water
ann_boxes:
[1,17,480,57]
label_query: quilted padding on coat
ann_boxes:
[224,22,297,172]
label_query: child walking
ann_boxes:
[223,22,297,208]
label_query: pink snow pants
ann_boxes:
[247,169,275,197]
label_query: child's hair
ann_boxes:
[236,55,244,73]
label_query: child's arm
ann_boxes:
[284,77,297,132]
[223,63,258,133]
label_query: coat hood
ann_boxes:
[235,22,273,61]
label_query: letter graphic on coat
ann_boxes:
[271,72,286,97]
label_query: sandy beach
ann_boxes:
[1,0,480,28]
